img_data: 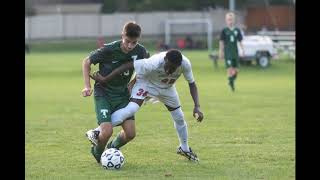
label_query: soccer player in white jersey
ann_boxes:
[90,49,204,161]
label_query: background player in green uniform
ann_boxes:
[81,21,149,163]
[219,12,245,91]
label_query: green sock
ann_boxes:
[94,144,104,157]
[111,132,127,149]
[228,76,235,91]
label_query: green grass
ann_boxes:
[27,39,220,53]
[27,39,161,53]
[26,50,295,179]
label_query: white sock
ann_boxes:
[94,126,101,132]
[111,102,140,126]
[170,107,189,152]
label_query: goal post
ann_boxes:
[165,19,213,52]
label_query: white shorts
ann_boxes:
[130,79,181,108]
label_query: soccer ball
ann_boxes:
[100,148,125,170]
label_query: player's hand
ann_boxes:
[193,107,204,122]
[90,71,105,83]
[127,79,136,94]
[240,49,245,57]
[81,87,92,97]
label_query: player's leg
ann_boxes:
[104,81,148,149]
[88,96,113,163]
[106,81,158,149]
[109,80,149,126]
[165,105,189,151]
[229,59,240,91]
[225,59,235,91]
[109,100,142,126]
[106,99,137,149]
[86,96,110,146]
[233,58,239,80]
[232,67,238,82]
[107,119,136,149]
[159,87,199,161]
[91,122,113,163]
[120,119,136,143]
[227,67,235,91]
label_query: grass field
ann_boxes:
[26,50,295,179]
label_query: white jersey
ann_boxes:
[133,52,194,89]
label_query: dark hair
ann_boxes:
[166,49,182,66]
[123,21,141,38]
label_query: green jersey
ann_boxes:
[89,40,149,100]
[220,27,243,60]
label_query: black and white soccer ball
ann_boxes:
[101,148,125,170]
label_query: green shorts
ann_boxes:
[94,96,134,125]
[225,58,239,68]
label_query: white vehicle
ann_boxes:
[209,35,277,68]
[238,35,277,68]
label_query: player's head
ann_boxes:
[164,49,183,75]
[225,12,235,27]
[121,21,141,52]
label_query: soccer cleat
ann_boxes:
[228,82,235,92]
[177,146,199,162]
[230,84,235,92]
[91,145,101,163]
[86,129,99,146]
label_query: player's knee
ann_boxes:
[170,107,185,126]
[175,118,186,127]
[123,102,140,118]
[175,114,185,125]
[127,102,140,113]
[112,102,140,123]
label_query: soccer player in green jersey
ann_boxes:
[81,21,149,163]
[219,12,245,92]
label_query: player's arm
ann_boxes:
[91,52,153,83]
[81,57,92,97]
[127,50,148,93]
[238,41,245,57]
[219,41,224,59]
[219,29,225,59]
[237,28,245,56]
[82,46,112,96]
[182,58,204,122]
[91,61,134,83]
[188,82,204,122]
[128,75,136,94]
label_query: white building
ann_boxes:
[28,0,103,14]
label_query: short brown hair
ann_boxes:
[122,21,141,38]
